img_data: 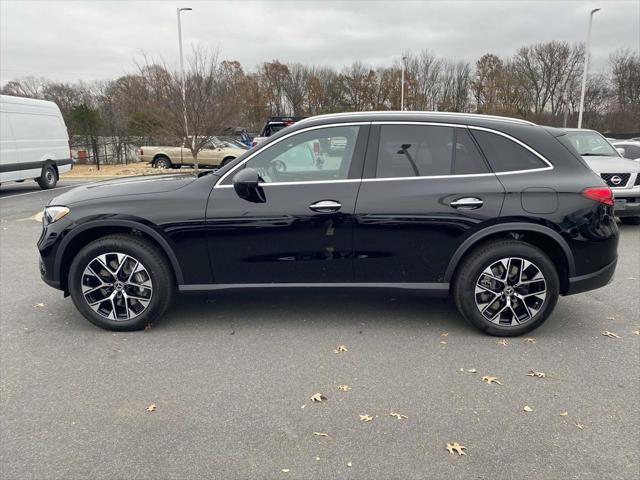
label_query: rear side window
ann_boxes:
[376,125,489,178]
[471,130,547,172]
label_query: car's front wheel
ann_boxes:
[453,240,559,336]
[68,234,174,331]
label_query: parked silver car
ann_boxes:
[611,140,640,161]
[566,129,640,224]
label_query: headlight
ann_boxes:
[43,206,70,225]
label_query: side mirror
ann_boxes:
[616,147,626,157]
[232,168,265,203]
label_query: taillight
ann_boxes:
[139,148,144,156]
[582,187,614,206]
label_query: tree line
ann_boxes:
[2,41,638,165]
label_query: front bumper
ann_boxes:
[566,257,617,295]
[612,183,640,217]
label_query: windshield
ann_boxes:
[566,131,619,157]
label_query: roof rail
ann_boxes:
[296,111,536,126]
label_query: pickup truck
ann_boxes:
[139,137,246,169]
[251,116,305,147]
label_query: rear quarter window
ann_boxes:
[471,129,547,172]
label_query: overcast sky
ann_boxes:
[1,0,639,85]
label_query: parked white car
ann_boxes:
[610,140,640,161]
[566,128,640,224]
[0,95,71,189]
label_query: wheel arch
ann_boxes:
[55,220,185,292]
[445,223,575,294]
[152,153,172,166]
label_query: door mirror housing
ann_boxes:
[232,168,265,203]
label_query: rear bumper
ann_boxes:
[565,257,617,295]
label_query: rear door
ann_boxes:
[353,122,505,284]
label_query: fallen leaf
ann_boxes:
[146,404,156,412]
[282,469,290,473]
[606,316,615,320]
[440,341,447,345]
[34,303,45,308]
[496,339,509,346]
[389,412,408,420]
[482,376,502,385]
[313,432,328,437]
[337,384,351,392]
[525,337,536,343]
[467,368,477,373]
[523,405,533,412]
[144,323,153,332]
[560,411,568,416]
[333,345,348,353]
[347,461,352,467]
[446,442,467,455]
[359,414,373,422]
[574,421,585,430]
[315,457,320,461]
[440,331,449,337]
[632,330,639,336]
[310,393,327,403]
[526,369,546,378]
[602,330,620,338]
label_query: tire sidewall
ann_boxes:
[455,242,559,336]
[154,157,171,169]
[38,165,57,189]
[68,236,173,331]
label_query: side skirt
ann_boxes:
[178,282,450,296]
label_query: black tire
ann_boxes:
[153,156,172,169]
[37,164,57,189]
[621,217,640,225]
[453,240,559,336]
[68,234,174,331]
[220,156,236,167]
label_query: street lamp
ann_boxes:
[577,7,601,129]
[177,7,192,144]
[400,56,407,111]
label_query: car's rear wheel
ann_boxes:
[621,217,640,225]
[68,234,174,331]
[453,240,559,336]
[220,156,236,167]
[37,164,57,189]
[153,156,172,169]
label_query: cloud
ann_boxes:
[1,0,638,84]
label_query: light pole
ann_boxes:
[400,56,406,111]
[577,7,600,129]
[177,7,192,146]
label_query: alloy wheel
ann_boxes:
[81,252,153,321]
[474,257,547,326]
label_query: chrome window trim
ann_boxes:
[214,122,369,187]
[214,120,553,188]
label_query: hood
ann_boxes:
[50,173,198,206]
[581,155,640,174]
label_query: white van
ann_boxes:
[0,94,72,189]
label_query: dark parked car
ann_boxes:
[38,112,618,336]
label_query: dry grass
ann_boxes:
[61,163,187,178]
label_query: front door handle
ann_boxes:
[450,197,483,210]
[309,200,342,213]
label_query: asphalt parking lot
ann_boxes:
[0,183,638,480]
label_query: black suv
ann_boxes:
[38,112,618,335]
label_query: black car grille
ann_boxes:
[635,174,640,186]
[600,173,630,188]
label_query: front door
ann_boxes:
[354,123,505,284]
[206,124,369,284]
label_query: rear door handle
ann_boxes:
[450,197,483,210]
[309,200,342,213]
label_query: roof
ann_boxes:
[296,111,537,127]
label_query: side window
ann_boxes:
[376,125,489,178]
[471,130,547,172]
[244,126,360,183]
